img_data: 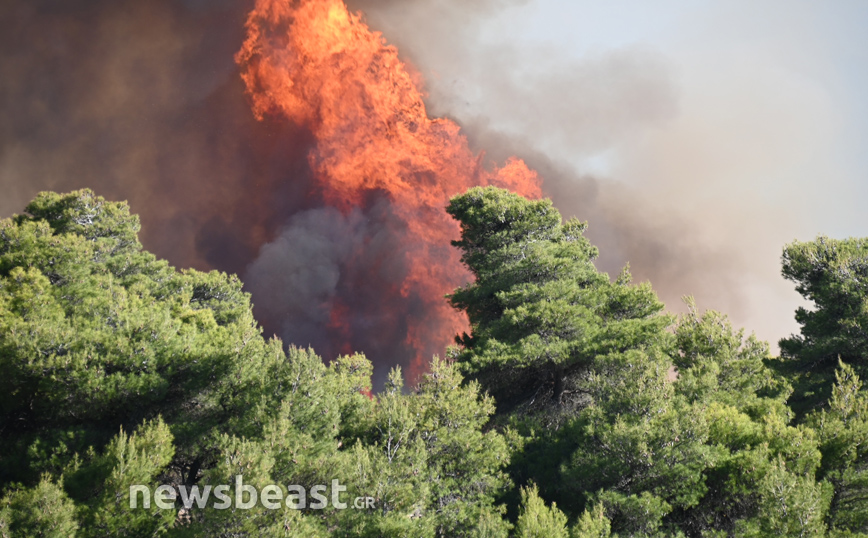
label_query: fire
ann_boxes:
[237,0,542,383]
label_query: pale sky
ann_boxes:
[478,0,868,234]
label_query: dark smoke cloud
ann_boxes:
[246,197,465,386]
[0,0,315,276]
[246,207,368,348]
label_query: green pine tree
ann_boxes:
[0,476,79,538]
[515,484,568,538]
[446,186,669,422]
[776,236,868,415]
[806,362,868,534]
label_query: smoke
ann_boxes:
[246,207,367,353]
[454,127,753,317]
[0,0,316,276]
[235,0,543,385]
[247,199,469,380]
[2,0,831,382]
[346,0,814,345]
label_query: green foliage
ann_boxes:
[515,484,569,538]
[6,188,868,538]
[563,348,714,533]
[177,356,510,538]
[445,188,868,536]
[0,189,278,490]
[806,362,868,534]
[778,235,868,414]
[0,476,78,538]
[570,503,611,538]
[448,188,714,531]
[73,418,177,537]
[447,186,669,421]
[331,359,511,538]
[674,297,788,411]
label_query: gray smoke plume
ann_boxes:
[246,207,368,348]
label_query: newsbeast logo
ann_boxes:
[130,477,375,511]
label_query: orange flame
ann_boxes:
[237,0,541,383]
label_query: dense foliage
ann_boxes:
[776,236,868,415]
[1,188,866,537]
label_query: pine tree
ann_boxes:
[446,186,668,421]
[670,304,832,535]
[0,476,79,538]
[806,362,868,534]
[515,484,569,538]
[448,188,713,531]
[777,235,868,415]
[0,190,293,492]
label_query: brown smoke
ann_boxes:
[0,0,314,276]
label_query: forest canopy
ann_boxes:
[1,188,866,537]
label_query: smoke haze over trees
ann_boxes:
[4,0,865,381]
